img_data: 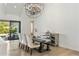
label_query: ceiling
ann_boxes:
[3,3,25,16]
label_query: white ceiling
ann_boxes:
[3,3,25,16]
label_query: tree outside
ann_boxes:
[0,22,17,34]
[0,22,10,34]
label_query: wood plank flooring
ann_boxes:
[0,40,79,56]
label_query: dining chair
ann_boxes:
[21,33,28,51]
[18,33,28,51]
[18,33,22,48]
[26,35,40,55]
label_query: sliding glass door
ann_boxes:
[9,21,21,40]
[0,20,21,41]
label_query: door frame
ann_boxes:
[0,20,21,40]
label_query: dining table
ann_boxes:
[33,37,51,53]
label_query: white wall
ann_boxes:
[0,4,30,35]
[58,4,79,51]
[0,4,5,19]
[36,3,79,51]
[19,9,31,35]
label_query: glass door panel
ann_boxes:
[0,21,10,41]
[9,21,21,40]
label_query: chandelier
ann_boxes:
[25,3,44,18]
[25,3,44,35]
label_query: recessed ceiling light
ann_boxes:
[14,5,16,8]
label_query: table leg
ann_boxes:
[46,44,50,51]
[39,42,43,53]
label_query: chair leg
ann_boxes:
[23,45,25,50]
[26,45,28,51]
[19,43,22,48]
[22,45,25,49]
[21,44,24,49]
[30,48,32,55]
[27,47,29,52]
[24,45,27,51]
[19,43,20,47]
[21,44,22,48]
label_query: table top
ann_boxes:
[34,38,51,43]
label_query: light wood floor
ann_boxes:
[0,40,79,56]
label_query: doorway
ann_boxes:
[0,20,21,41]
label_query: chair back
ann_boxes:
[23,34,27,44]
[26,35,33,47]
[18,33,27,45]
[21,33,27,44]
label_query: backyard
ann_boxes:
[0,21,18,40]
